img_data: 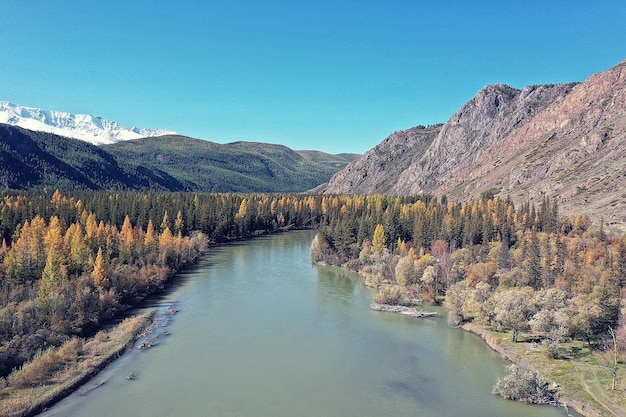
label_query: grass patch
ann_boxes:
[463,324,626,417]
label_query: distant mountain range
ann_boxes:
[0,124,358,192]
[5,58,626,226]
[0,101,175,145]
[318,59,626,230]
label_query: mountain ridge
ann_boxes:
[319,59,626,229]
[0,101,176,145]
[0,124,358,192]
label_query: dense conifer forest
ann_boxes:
[0,125,357,193]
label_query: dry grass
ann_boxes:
[0,314,152,417]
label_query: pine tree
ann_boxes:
[161,211,171,233]
[174,210,184,235]
[159,227,176,267]
[39,248,66,303]
[119,215,135,261]
[144,219,157,251]
[522,230,542,290]
[64,222,91,276]
[44,216,65,263]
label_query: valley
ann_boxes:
[1,58,626,417]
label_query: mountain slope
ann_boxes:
[391,82,577,194]
[0,124,181,191]
[320,59,626,227]
[103,136,359,192]
[445,59,626,224]
[313,125,441,194]
[0,125,358,192]
[0,101,175,145]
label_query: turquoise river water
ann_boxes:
[41,230,578,417]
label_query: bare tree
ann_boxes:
[608,326,618,391]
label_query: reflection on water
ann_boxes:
[42,231,576,417]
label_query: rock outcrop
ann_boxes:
[320,59,626,229]
[314,124,441,194]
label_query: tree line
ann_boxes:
[0,190,327,380]
[1,190,624,389]
[311,194,625,358]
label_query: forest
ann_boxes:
[0,190,624,414]
[0,125,356,193]
[311,194,624,342]
[310,193,626,408]
[0,190,330,382]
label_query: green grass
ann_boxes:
[485,329,626,417]
[463,323,625,417]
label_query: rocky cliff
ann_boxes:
[320,59,626,229]
[313,124,440,194]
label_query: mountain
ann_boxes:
[0,124,358,192]
[102,136,359,192]
[319,59,626,229]
[311,125,441,194]
[0,101,175,145]
[0,124,185,191]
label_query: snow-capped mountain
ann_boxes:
[0,101,176,145]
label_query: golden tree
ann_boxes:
[92,247,109,289]
[372,224,386,253]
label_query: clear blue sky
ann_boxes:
[1,1,625,154]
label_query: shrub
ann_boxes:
[8,347,63,388]
[492,364,556,404]
[373,285,402,305]
[57,338,83,363]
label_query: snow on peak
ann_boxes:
[0,101,176,145]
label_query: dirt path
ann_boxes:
[461,322,626,417]
[573,363,625,417]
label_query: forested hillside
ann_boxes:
[0,124,167,191]
[0,124,358,193]
[103,136,358,192]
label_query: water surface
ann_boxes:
[42,231,573,417]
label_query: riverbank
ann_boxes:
[461,322,625,417]
[330,257,623,417]
[0,314,153,417]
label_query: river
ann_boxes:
[41,230,575,417]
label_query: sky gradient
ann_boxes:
[1,1,625,154]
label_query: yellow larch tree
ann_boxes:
[174,210,184,235]
[372,224,386,253]
[92,247,109,289]
[64,222,91,275]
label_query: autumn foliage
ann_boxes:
[311,194,625,351]
[0,190,331,379]
[0,192,211,378]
